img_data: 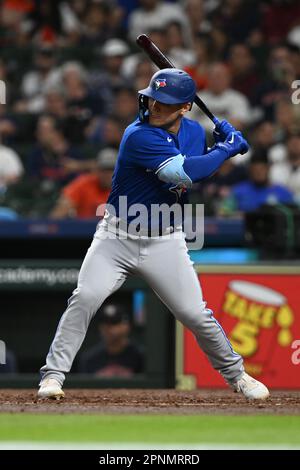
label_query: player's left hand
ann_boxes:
[215,131,249,158]
[213,120,237,143]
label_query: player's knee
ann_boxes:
[177,302,211,330]
[68,287,101,310]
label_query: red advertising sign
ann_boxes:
[182,272,300,389]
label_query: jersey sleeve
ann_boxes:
[199,123,208,154]
[124,129,181,172]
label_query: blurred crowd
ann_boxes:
[0,0,300,219]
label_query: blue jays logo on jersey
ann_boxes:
[169,184,187,201]
[154,78,167,91]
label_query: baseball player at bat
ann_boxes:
[38,68,269,400]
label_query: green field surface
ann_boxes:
[0,414,299,448]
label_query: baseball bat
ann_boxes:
[136,34,219,126]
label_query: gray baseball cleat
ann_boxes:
[37,378,65,400]
[232,372,270,400]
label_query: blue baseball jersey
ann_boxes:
[107,117,207,225]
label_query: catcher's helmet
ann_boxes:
[138,68,196,121]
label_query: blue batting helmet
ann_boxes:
[138,68,196,105]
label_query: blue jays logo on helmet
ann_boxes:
[138,68,196,106]
[154,78,167,91]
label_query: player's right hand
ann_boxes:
[215,131,249,158]
[213,119,237,143]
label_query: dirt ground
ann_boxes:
[0,389,299,415]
